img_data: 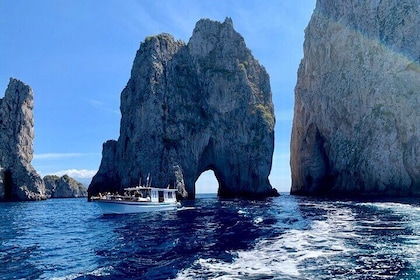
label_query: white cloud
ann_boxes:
[35,169,97,186]
[34,153,89,160]
[50,169,98,186]
[52,169,97,179]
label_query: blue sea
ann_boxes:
[1,193,419,279]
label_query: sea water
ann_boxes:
[0,194,419,279]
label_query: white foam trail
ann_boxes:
[49,266,113,280]
[357,201,420,269]
[237,210,246,215]
[177,206,196,211]
[253,217,263,224]
[176,203,357,279]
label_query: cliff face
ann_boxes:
[44,175,87,198]
[89,18,277,199]
[291,0,420,196]
[0,78,46,201]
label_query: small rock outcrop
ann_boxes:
[89,18,277,199]
[291,0,420,196]
[44,175,87,198]
[0,78,46,201]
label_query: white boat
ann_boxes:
[91,186,180,215]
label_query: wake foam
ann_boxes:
[176,203,356,279]
[357,201,420,272]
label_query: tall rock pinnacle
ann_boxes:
[0,78,46,201]
[291,0,420,197]
[89,18,277,199]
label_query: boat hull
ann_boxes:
[94,200,179,214]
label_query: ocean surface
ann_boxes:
[1,193,419,280]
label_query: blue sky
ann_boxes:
[0,1,315,193]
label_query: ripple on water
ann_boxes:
[176,196,420,280]
[1,195,420,279]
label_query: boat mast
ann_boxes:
[146,173,152,187]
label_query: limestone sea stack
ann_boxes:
[291,0,420,197]
[89,18,277,199]
[44,175,88,198]
[0,78,46,201]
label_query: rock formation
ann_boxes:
[291,0,420,196]
[89,18,277,199]
[44,175,87,198]
[0,78,46,201]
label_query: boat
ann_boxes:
[91,185,180,215]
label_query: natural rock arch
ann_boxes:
[89,18,278,199]
[195,169,219,194]
[194,168,218,195]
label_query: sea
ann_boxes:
[0,193,419,280]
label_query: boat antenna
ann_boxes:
[139,177,142,187]
[146,173,151,187]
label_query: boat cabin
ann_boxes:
[123,186,177,203]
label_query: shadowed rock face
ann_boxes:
[0,78,45,201]
[89,18,277,199]
[291,0,420,197]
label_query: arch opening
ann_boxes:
[195,169,219,194]
[4,170,13,201]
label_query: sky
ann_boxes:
[0,0,315,193]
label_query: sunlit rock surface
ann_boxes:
[291,0,420,196]
[89,18,277,199]
[44,175,87,198]
[0,78,46,201]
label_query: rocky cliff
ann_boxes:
[291,0,420,196]
[44,175,87,198]
[89,18,277,199]
[0,78,46,201]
